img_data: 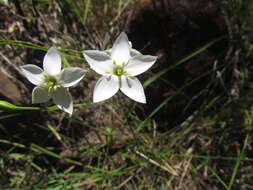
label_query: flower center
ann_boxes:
[45,76,57,87]
[44,75,61,92]
[113,66,124,77]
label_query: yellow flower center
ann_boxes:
[44,75,61,93]
[114,66,124,76]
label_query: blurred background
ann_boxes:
[0,0,253,189]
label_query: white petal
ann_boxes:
[111,32,131,65]
[129,41,132,48]
[106,48,140,57]
[120,76,146,103]
[52,87,73,115]
[58,67,85,87]
[130,48,141,57]
[104,49,111,56]
[43,46,62,76]
[125,54,157,76]
[20,64,45,85]
[83,50,114,75]
[93,75,119,103]
[32,86,51,104]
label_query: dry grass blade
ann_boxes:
[134,149,179,176]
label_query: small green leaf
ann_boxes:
[8,153,26,159]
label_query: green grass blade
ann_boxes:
[0,40,47,51]
[209,166,229,189]
[0,100,57,111]
[0,112,21,120]
[0,40,83,60]
[0,139,26,148]
[83,0,91,25]
[228,134,248,189]
[31,144,82,166]
[144,36,225,88]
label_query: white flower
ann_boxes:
[20,46,86,115]
[83,32,157,103]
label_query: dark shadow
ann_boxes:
[127,1,228,131]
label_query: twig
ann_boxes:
[134,149,178,176]
[0,51,23,75]
[118,167,144,188]
[0,51,29,95]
